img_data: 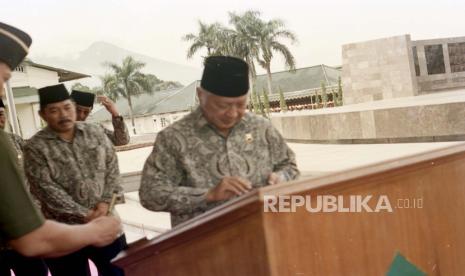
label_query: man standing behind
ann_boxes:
[71,90,130,146]
[139,56,299,226]
[24,84,126,276]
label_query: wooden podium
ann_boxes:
[113,144,465,275]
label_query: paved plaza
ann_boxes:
[116,140,464,242]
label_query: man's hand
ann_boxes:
[85,202,110,222]
[206,176,252,202]
[267,172,282,186]
[97,95,119,117]
[88,216,122,247]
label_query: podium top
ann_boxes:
[114,142,465,266]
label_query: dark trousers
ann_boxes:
[0,249,48,276]
[46,234,127,276]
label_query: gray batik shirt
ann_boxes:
[139,108,299,226]
[103,116,130,146]
[24,122,122,224]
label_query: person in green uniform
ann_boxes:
[0,21,121,262]
[0,100,49,275]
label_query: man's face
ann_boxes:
[75,104,92,121]
[39,100,76,133]
[197,87,248,133]
[0,62,12,98]
[0,107,6,130]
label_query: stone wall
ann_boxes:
[412,36,465,93]
[342,35,418,105]
[271,102,465,143]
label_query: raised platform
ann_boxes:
[271,88,465,143]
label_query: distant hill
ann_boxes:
[32,41,201,87]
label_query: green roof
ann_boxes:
[147,80,199,114]
[89,82,199,122]
[253,64,340,94]
[89,65,340,122]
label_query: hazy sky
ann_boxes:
[2,0,464,73]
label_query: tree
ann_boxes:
[321,81,328,108]
[144,74,183,91]
[182,10,298,98]
[183,21,229,59]
[102,56,154,134]
[71,83,92,92]
[331,88,337,107]
[154,81,183,91]
[99,74,119,101]
[249,89,259,114]
[70,82,104,97]
[228,11,298,96]
[228,11,262,100]
[337,76,343,106]
[314,90,320,108]
[257,91,267,118]
[256,15,297,95]
[278,86,288,112]
[262,88,270,115]
[309,90,314,109]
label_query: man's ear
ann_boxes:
[196,87,205,105]
[38,109,46,121]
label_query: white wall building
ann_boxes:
[5,60,88,138]
[90,81,199,136]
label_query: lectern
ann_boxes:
[113,143,465,275]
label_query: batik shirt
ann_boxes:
[140,108,299,226]
[24,122,122,224]
[103,116,130,146]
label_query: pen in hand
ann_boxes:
[107,192,118,216]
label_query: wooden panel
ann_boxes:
[152,210,269,276]
[115,200,270,276]
[114,144,465,275]
[262,151,465,275]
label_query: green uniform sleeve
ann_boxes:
[0,130,44,241]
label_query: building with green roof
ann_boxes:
[90,65,340,135]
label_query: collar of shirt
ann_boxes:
[192,107,252,134]
[37,122,86,141]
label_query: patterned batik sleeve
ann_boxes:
[102,137,123,203]
[266,124,300,182]
[23,145,90,224]
[139,130,210,218]
[102,116,130,146]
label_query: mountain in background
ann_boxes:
[32,41,201,87]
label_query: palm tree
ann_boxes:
[71,82,92,92]
[102,56,154,134]
[99,74,118,100]
[183,21,229,58]
[256,18,297,95]
[227,11,262,100]
[182,10,297,101]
